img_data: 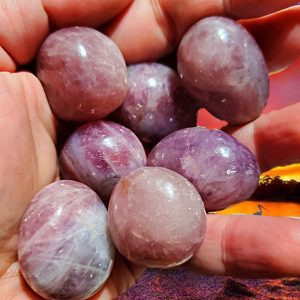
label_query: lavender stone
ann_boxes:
[148,127,260,211]
[177,16,269,125]
[37,27,127,122]
[108,167,206,268]
[114,63,196,144]
[18,180,114,300]
[59,120,147,202]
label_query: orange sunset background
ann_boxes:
[197,57,300,217]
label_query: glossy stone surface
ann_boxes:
[37,27,127,122]
[59,121,147,202]
[177,16,269,125]
[18,180,115,300]
[114,63,196,144]
[148,127,260,211]
[108,167,206,268]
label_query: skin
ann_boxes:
[0,0,299,298]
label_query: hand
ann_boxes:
[0,1,299,299]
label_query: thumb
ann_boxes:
[225,102,300,172]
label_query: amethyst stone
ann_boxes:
[148,127,260,211]
[59,121,147,202]
[177,17,269,125]
[114,63,196,144]
[108,167,206,268]
[37,27,127,122]
[18,180,114,300]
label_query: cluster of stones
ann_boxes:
[18,16,268,299]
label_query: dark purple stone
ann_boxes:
[148,127,260,211]
[114,63,196,144]
[59,120,147,202]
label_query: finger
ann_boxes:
[105,0,227,63]
[189,214,300,277]
[0,0,48,67]
[42,0,133,28]
[158,0,299,38]
[0,47,16,72]
[224,0,299,19]
[0,262,41,300]
[241,6,300,72]
[225,102,300,172]
[264,57,300,113]
[105,0,298,63]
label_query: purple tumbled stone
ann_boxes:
[37,27,127,122]
[108,167,206,268]
[114,63,196,144]
[59,120,147,202]
[18,180,114,300]
[148,127,260,211]
[177,16,269,125]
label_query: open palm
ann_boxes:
[0,72,57,299]
[0,1,299,299]
[0,73,143,299]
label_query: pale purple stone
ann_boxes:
[177,16,269,125]
[59,120,147,202]
[148,127,260,211]
[37,27,127,122]
[108,167,206,268]
[114,63,196,144]
[18,180,114,300]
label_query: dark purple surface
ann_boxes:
[148,127,260,211]
[118,268,300,299]
[114,63,196,144]
[59,121,147,202]
[108,167,206,268]
[177,16,269,125]
[37,26,127,122]
[18,180,114,300]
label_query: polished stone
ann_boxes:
[114,63,196,144]
[18,180,114,300]
[178,17,269,125]
[108,167,207,268]
[59,121,147,202]
[37,27,127,121]
[148,127,260,211]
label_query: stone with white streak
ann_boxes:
[18,180,114,300]
[59,120,147,202]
